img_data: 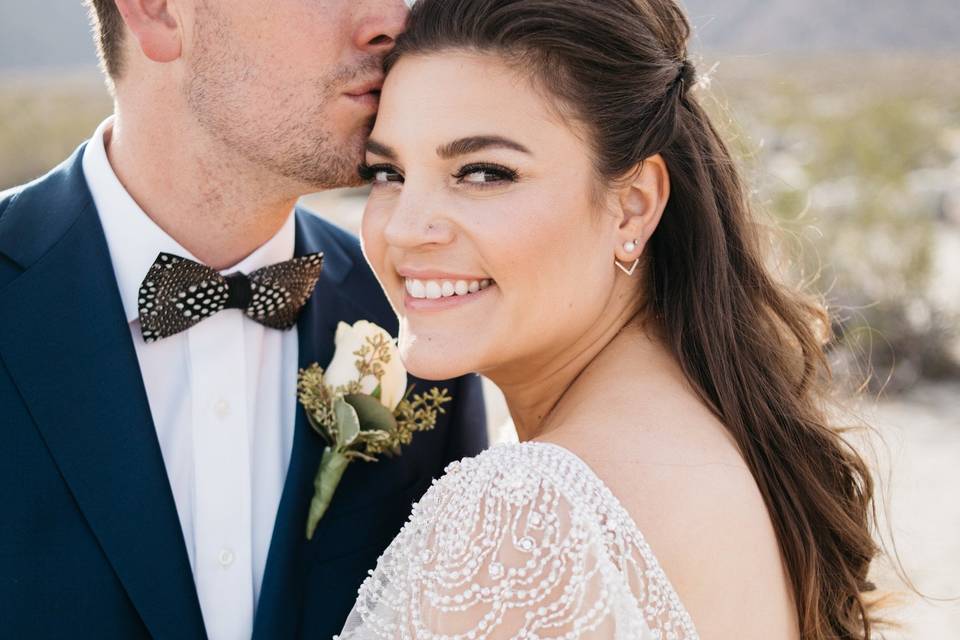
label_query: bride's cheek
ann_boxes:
[360,212,390,279]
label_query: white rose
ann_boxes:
[323,320,408,412]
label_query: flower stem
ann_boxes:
[306,447,350,540]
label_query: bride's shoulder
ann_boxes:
[411,441,645,557]
[424,441,606,509]
[544,428,798,638]
[442,439,575,471]
[415,441,673,583]
[343,442,700,640]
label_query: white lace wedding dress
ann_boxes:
[337,442,699,639]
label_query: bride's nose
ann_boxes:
[381,199,456,250]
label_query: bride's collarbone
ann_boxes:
[539,394,745,473]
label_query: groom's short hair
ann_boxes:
[84,0,125,80]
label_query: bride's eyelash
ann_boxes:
[358,162,403,182]
[358,162,519,185]
[452,163,519,184]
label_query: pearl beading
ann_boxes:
[337,442,699,640]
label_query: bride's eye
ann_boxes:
[453,163,519,186]
[358,163,404,185]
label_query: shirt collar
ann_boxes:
[82,116,296,324]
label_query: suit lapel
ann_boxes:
[0,151,206,639]
[253,211,346,638]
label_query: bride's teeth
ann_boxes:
[404,277,493,300]
[408,279,426,298]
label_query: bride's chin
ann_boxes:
[399,344,472,383]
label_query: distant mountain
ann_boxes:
[682,0,960,53]
[0,0,957,72]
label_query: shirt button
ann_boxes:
[218,548,235,568]
[213,399,230,418]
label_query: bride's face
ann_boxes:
[361,52,626,381]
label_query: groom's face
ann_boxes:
[183,0,407,190]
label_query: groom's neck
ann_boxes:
[105,103,304,271]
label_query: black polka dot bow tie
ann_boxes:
[137,252,324,343]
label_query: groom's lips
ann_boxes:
[344,78,384,109]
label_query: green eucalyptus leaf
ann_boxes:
[344,393,398,433]
[333,396,361,446]
[371,384,382,400]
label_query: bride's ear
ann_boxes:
[113,0,184,64]
[612,154,670,264]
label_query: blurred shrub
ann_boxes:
[0,71,111,190]
[704,54,960,392]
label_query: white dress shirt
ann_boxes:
[82,117,298,640]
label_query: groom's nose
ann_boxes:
[353,0,409,54]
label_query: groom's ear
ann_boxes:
[113,0,184,64]
[613,154,670,255]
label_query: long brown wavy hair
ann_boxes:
[387,0,882,637]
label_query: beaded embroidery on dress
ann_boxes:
[337,442,699,640]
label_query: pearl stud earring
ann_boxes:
[615,239,640,276]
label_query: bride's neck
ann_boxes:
[494,310,653,442]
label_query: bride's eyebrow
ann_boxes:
[364,135,532,161]
[365,139,398,160]
[437,136,531,159]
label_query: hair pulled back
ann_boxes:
[387,1,881,637]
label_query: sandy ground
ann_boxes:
[861,383,960,638]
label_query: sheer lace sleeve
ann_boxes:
[336,443,698,640]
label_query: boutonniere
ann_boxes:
[298,320,452,540]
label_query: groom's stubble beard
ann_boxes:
[184,3,380,192]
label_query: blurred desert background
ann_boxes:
[2,0,958,636]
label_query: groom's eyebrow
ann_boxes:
[437,136,531,159]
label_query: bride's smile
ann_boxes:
[401,272,494,300]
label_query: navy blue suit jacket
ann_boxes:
[0,145,488,639]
